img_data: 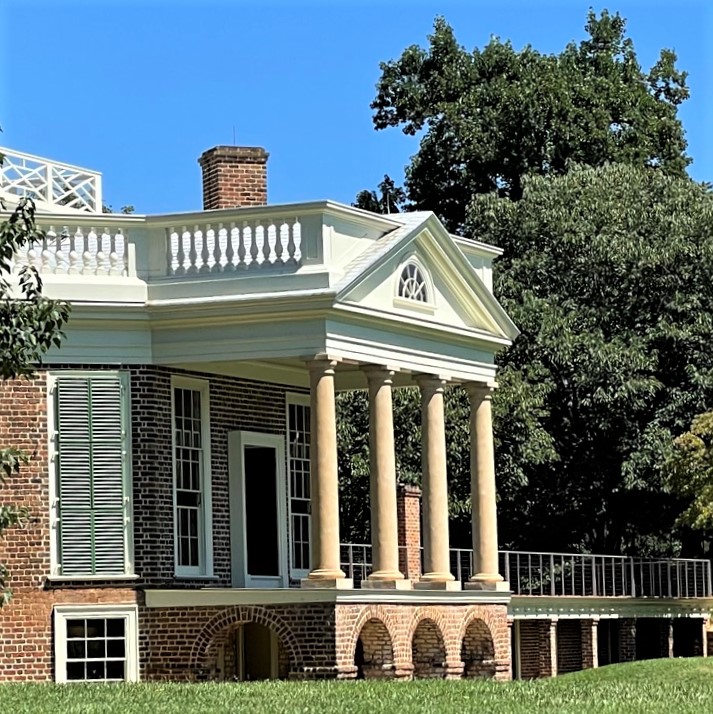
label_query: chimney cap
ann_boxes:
[198,145,269,166]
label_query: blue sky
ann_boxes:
[1,0,710,214]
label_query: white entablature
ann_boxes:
[2,150,518,389]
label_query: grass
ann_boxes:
[2,658,713,714]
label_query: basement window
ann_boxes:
[54,605,139,682]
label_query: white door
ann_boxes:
[229,431,287,588]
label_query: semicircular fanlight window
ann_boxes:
[398,263,428,303]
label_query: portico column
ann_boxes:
[363,366,408,588]
[302,358,351,588]
[466,383,505,589]
[415,376,458,589]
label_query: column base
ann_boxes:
[414,580,462,591]
[362,578,413,591]
[301,577,354,590]
[300,570,354,590]
[466,572,509,591]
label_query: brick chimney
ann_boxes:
[198,145,269,210]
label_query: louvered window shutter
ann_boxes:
[55,374,128,576]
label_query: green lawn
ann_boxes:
[3,659,713,714]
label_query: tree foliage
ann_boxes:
[367,10,689,232]
[470,164,713,555]
[353,175,406,215]
[666,412,713,531]
[0,190,70,602]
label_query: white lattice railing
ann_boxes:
[164,217,303,274]
[0,147,102,214]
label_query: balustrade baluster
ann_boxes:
[187,226,198,274]
[264,223,275,264]
[109,232,121,276]
[250,221,262,267]
[274,221,285,265]
[237,223,248,268]
[212,225,223,272]
[85,229,96,274]
[224,223,235,271]
[199,226,210,273]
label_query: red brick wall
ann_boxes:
[0,366,305,681]
[556,620,582,674]
[335,603,509,681]
[516,619,558,678]
[581,618,598,669]
[198,146,268,209]
[396,484,421,581]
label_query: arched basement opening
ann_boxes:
[354,618,395,680]
[461,618,496,679]
[411,618,447,679]
[215,622,291,681]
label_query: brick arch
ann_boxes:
[189,605,302,678]
[460,617,496,679]
[458,606,508,662]
[397,608,455,662]
[347,605,399,666]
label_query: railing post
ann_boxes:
[549,554,555,596]
[591,556,597,597]
[630,557,637,597]
[707,560,712,597]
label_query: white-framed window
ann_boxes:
[54,604,139,682]
[287,394,311,578]
[48,371,133,578]
[171,376,213,577]
[398,261,430,303]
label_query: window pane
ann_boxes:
[87,640,105,659]
[86,662,105,680]
[66,620,85,638]
[106,661,125,680]
[288,402,311,571]
[107,639,125,658]
[106,619,125,638]
[66,640,85,659]
[66,662,85,680]
[86,620,105,638]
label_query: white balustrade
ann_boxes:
[12,224,128,277]
[165,217,302,275]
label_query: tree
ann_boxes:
[0,183,70,602]
[366,10,689,232]
[468,164,713,555]
[666,412,713,531]
[353,175,406,214]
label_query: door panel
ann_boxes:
[244,446,279,577]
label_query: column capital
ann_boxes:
[362,364,397,384]
[415,374,449,392]
[465,381,498,402]
[306,357,340,376]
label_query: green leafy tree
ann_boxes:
[0,180,70,602]
[353,175,405,215]
[666,413,713,531]
[469,164,713,555]
[366,10,689,232]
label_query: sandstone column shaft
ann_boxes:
[305,359,345,582]
[467,383,503,584]
[365,368,403,581]
[417,376,454,583]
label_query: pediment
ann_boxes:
[336,218,518,342]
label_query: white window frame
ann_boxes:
[393,254,436,314]
[286,394,311,580]
[53,604,139,683]
[47,370,134,579]
[171,376,213,578]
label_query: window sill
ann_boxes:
[173,575,221,581]
[47,574,140,583]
